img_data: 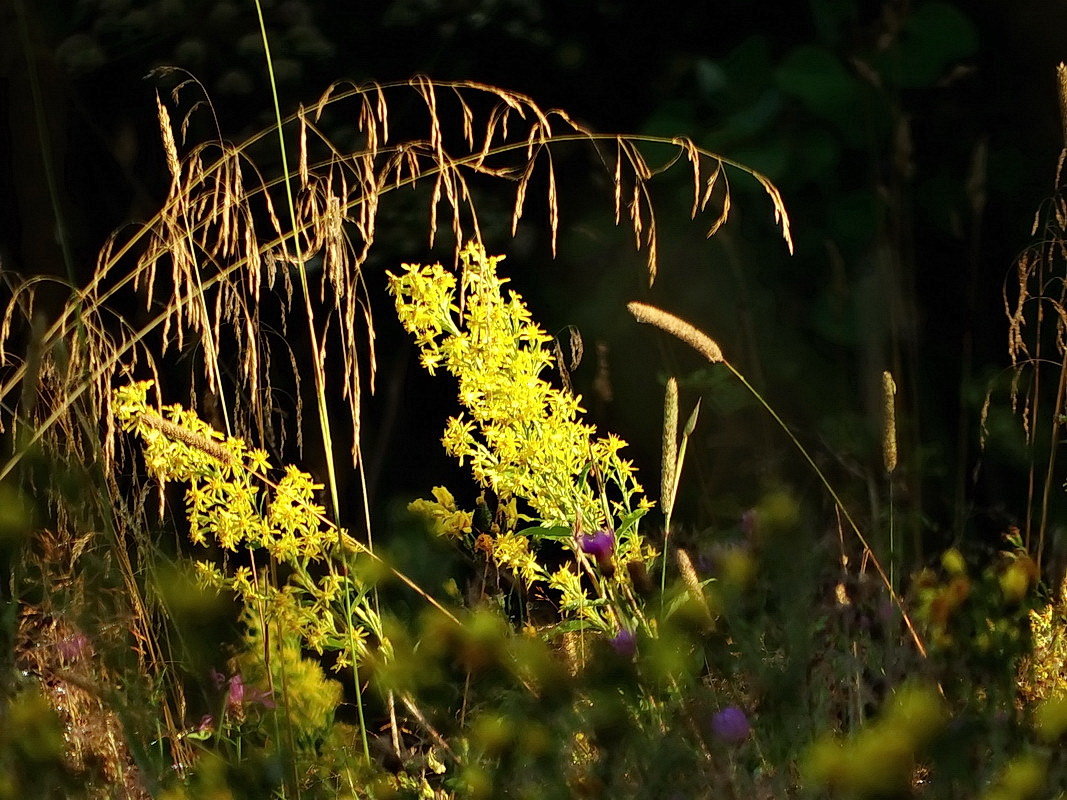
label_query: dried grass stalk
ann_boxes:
[1059,62,1067,150]
[2,78,792,488]
[675,547,714,626]
[139,410,236,466]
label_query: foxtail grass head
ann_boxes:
[627,302,724,364]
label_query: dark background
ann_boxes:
[3,0,1066,570]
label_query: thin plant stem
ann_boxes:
[253,0,371,765]
[660,512,672,606]
[185,229,233,438]
[889,480,896,594]
[1037,347,1067,574]
[628,302,927,658]
[883,370,898,591]
[725,362,926,657]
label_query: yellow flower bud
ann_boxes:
[999,559,1033,604]
[941,547,967,576]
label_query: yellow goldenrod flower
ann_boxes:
[113,380,384,671]
[387,242,647,536]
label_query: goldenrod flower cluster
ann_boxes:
[113,381,382,670]
[550,565,610,629]
[1021,572,1067,704]
[233,608,343,736]
[407,486,474,539]
[390,244,658,640]
[388,242,650,535]
[490,532,546,587]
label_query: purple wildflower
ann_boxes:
[225,673,276,711]
[578,528,616,576]
[610,629,637,657]
[227,673,248,708]
[711,706,750,743]
[210,669,276,714]
[210,668,227,690]
[578,528,615,559]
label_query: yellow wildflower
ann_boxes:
[408,487,474,538]
[387,242,647,535]
[491,532,546,586]
[113,380,385,671]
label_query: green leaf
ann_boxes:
[881,2,978,88]
[775,45,860,123]
[682,398,702,438]
[661,580,716,620]
[551,619,599,635]
[517,524,573,541]
[616,506,649,537]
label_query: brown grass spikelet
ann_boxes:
[882,370,898,474]
[627,302,724,364]
[754,172,794,255]
[1058,62,1067,150]
[675,547,714,626]
[155,92,180,184]
[559,630,586,677]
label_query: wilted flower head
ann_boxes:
[610,628,637,657]
[578,528,615,559]
[55,632,90,663]
[711,706,750,742]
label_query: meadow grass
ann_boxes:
[1,37,1067,799]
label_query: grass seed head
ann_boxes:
[627,302,724,364]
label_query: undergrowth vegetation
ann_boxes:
[3,17,1067,799]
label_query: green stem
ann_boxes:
[660,511,671,610]
[723,362,926,657]
[889,479,896,594]
[252,0,370,767]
